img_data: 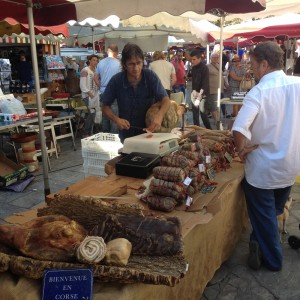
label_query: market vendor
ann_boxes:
[101,43,171,143]
[17,51,32,87]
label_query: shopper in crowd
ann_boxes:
[293,52,300,76]
[65,68,80,96]
[17,51,32,85]
[94,43,121,134]
[184,48,193,109]
[66,56,79,73]
[80,54,100,138]
[171,49,186,96]
[207,52,224,124]
[101,43,171,143]
[149,50,176,97]
[190,48,211,129]
[222,50,230,72]
[232,41,300,271]
[228,54,245,117]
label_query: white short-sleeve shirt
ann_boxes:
[232,70,300,189]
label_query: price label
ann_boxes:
[201,185,216,194]
[183,177,192,186]
[198,163,205,173]
[205,155,211,164]
[224,152,233,163]
[185,196,193,207]
[206,167,215,180]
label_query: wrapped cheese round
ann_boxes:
[76,236,107,264]
[105,238,132,266]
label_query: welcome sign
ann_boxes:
[42,268,93,300]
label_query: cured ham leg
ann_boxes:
[0,215,87,262]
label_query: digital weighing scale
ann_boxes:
[122,132,179,156]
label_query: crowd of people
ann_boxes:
[74,44,258,138]
[70,42,300,141]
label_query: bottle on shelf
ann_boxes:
[9,80,14,93]
[16,81,22,94]
[22,81,27,94]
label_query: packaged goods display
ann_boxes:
[0,194,187,286]
[0,126,235,287]
[139,126,234,212]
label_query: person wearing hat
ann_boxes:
[206,52,224,124]
[229,54,245,116]
[66,56,79,73]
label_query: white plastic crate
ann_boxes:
[81,133,122,175]
[83,163,107,178]
[83,152,113,168]
[81,133,122,154]
[82,149,116,163]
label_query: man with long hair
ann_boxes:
[101,43,171,143]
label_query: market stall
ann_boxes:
[0,159,247,299]
[0,125,249,299]
[0,18,68,96]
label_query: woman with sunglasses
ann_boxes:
[229,54,246,117]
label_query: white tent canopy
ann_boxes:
[209,13,300,40]
[66,14,220,51]
[221,0,300,21]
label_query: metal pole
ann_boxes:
[216,15,225,130]
[27,0,50,196]
[206,44,210,64]
[92,27,95,53]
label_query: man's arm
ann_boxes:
[102,105,130,130]
[171,73,177,87]
[233,130,258,162]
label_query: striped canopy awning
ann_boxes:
[0,34,64,44]
[0,17,68,38]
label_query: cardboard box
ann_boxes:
[14,93,45,104]
[0,152,28,187]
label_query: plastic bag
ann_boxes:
[191,89,205,113]
[0,94,26,115]
[94,107,102,124]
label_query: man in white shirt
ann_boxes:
[94,44,121,133]
[232,41,300,272]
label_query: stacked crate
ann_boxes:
[81,133,122,177]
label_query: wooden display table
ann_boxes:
[0,161,248,299]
